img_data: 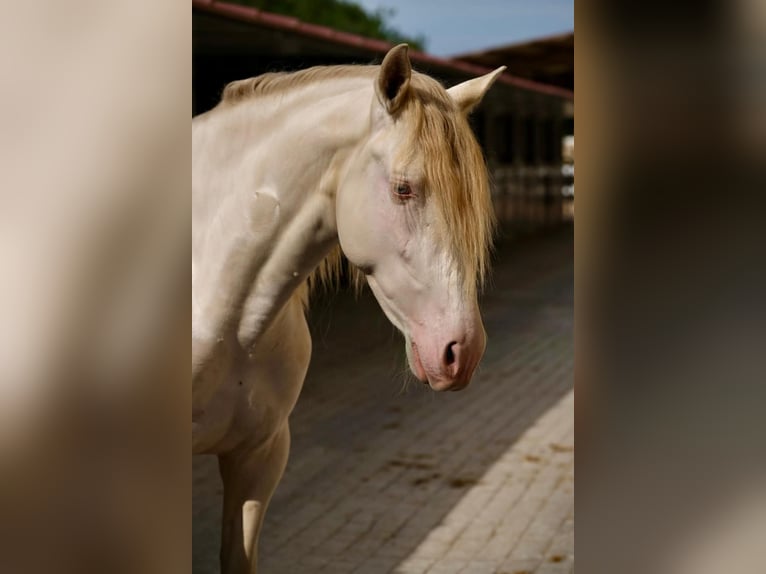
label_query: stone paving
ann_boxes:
[193,226,574,574]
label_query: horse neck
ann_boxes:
[192,78,374,362]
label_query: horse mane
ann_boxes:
[221,65,495,306]
[221,66,376,104]
[294,245,365,309]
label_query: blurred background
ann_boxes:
[193,1,574,573]
[575,2,766,573]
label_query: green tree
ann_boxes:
[233,0,427,51]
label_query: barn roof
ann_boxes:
[455,32,574,92]
[192,0,573,100]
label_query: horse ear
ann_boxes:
[447,66,506,114]
[376,44,412,114]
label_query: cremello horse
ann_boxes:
[192,44,504,573]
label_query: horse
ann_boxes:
[192,44,504,573]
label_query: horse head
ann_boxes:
[336,45,504,391]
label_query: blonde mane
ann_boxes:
[221,66,376,103]
[221,66,495,306]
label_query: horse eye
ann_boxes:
[395,182,411,196]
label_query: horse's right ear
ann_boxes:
[376,44,411,115]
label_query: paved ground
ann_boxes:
[193,225,574,574]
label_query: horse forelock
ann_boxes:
[401,75,496,290]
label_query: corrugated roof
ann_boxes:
[192,0,573,100]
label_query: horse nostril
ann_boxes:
[444,341,458,366]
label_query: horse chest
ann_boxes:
[193,296,312,454]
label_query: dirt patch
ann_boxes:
[447,476,478,489]
[412,473,441,487]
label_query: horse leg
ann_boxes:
[218,424,291,574]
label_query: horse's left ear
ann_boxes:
[447,66,506,114]
[376,44,412,114]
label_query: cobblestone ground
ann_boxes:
[193,226,574,574]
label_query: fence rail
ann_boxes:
[490,164,574,226]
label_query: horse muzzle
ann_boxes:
[408,322,486,392]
